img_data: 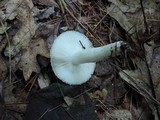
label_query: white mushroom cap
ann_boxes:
[51,31,126,85]
[50,31,96,85]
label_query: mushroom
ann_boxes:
[50,31,126,85]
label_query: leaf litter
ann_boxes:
[0,0,159,120]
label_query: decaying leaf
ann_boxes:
[119,41,160,118]
[34,22,60,39]
[17,38,49,80]
[88,88,108,100]
[119,43,160,95]
[110,109,132,120]
[35,6,55,20]
[107,0,158,45]
[5,0,18,20]
[4,0,36,57]
[108,2,160,118]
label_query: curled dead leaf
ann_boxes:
[17,38,49,80]
[4,0,36,57]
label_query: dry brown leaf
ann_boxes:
[5,0,19,20]
[119,42,160,95]
[35,6,55,20]
[4,0,36,57]
[89,88,108,101]
[107,0,158,45]
[17,38,49,80]
[110,109,132,120]
[32,0,59,8]
[119,41,160,118]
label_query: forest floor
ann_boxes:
[0,0,160,120]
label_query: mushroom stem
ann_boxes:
[71,41,124,65]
